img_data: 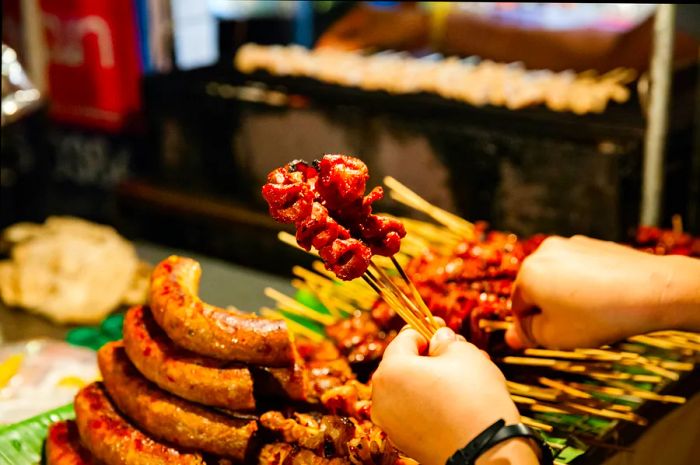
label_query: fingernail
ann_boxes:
[433,327,456,343]
[429,327,456,356]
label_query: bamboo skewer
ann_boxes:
[567,381,686,404]
[390,256,437,328]
[479,320,514,332]
[628,335,685,350]
[370,261,439,333]
[264,287,338,325]
[539,378,592,399]
[501,356,666,383]
[384,176,475,238]
[574,348,641,360]
[260,307,325,342]
[512,394,646,425]
[525,348,624,362]
[363,268,435,341]
[520,416,554,433]
[652,330,700,344]
[278,231,315,254]
[297,264,376,306]
[619,359,680,381]
[291,278,350,319]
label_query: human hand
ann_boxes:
[506,235,700,350]
[372,326,536,465]
[316,4,429,52]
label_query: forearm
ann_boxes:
[441,13,619,72]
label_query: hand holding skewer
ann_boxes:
[372,326,538,465]
[506,235,700,350]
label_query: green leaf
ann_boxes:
[0,403,74,465]
[294,289,331,315]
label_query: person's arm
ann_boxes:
[317,6,698,72]
[372,326,539,465]
[506,235,700,350]
[441,13,622,72]
[316,3,429,51]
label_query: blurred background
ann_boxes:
[2,1,699,276]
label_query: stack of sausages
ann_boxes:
[45,256,406,465]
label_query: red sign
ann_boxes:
[40,0,142,131]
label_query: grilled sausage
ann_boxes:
[123,306,307,408]
[149,256,294,366]
[123,305,256,410]
[98,342,257,461]
[46,421,96,465]
[74,383,204,465]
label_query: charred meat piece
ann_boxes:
[357,215,406,257]
[296,203,350,252]
[260,411,325,450]
[316,155,369,211]
[325,312,395,365]
[318,238,373,281]
[258,444,349,465]
[46,421,96,465]
[261,412,398,465]
[262,164,316,223]
[320,381,373,421]
[306,358,355,403]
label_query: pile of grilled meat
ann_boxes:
[326,225,700,371]
[46,256,411,465]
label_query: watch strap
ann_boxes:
[489,423,553,465]
[445,419,505,465]
[446,419,553,465]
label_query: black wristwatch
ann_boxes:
[446,419,553,465]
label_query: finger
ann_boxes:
[505,326,525,349]
[433,316,446,327]
[570,235,642,256]
[382,328,428,360]
[315,37,364,51]
[510,280,536,317]
[428,327,457,356]
[506,313,539,349]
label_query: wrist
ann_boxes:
[440,412,521,464]
[475,437,540,465]
[444,415,550,465]
[654,255,700,331]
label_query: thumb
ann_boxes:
[383,328,428,360]
[506,314,539,349]
[505,325,525,349]
[428,327,457,356]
